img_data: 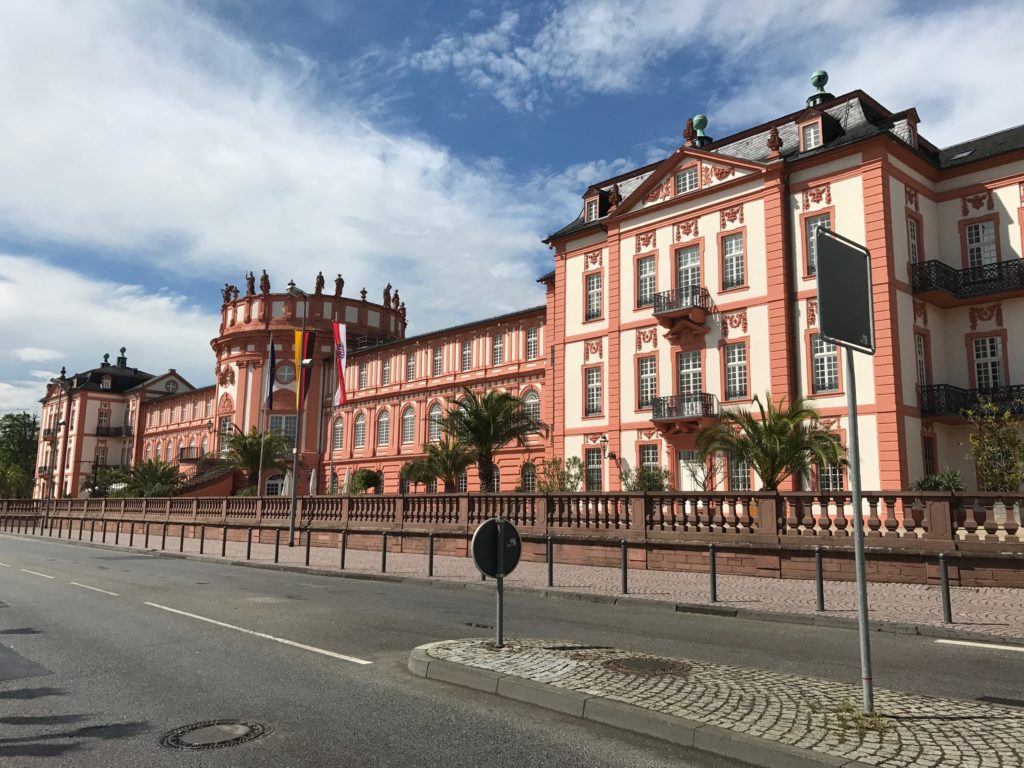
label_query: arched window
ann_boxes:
[522,390,540,427]
[332,418,344,451]
[176,439,184,462]
[427,403,443,442]
[377,410,390,446]
[145,442,152,460]
[265,473,285,496]
[354,414,366,448]
[167,440,175,463]
[521,462,537,492]
[201,435,209,455]
[155,443,162,461]
[401,406,415,444]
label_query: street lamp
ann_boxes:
[286,281,311,547]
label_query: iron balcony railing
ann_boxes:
[42,427,57,439]
[919,384,1024,417]
[911,259,1024,299]
[95,426,132,437]
[651,392,719,421]
[37,465,51,476]
[178,447,200,461]
[653,285,715,316]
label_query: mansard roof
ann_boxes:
[60,363,155,394]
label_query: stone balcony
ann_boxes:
[651,392,719,438]
[652,286,716,344]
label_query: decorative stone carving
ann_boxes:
[585,249,603,269]
[608,183,622,210]
[635,230,657,253]
[701,165,735,187]
[819,417,840,432]
[639,429,656,440]
[801,183,832,211]
[334,274,344,297]
[635,327,658,351]
[644,179,673,203]
[766,126,783,157]
[315,271,325,295]
[913,300,928,327]
[905,187,919,211]
[584,338,603,363]
[674,218,699,241]
[216,364,235,387]
[720,309,748,338]
[807,299,818,327]
[719,205,743,230]
[961,190,993,216]
[218,393,234,413]
[259,270,270,295]
[682,117,696,146]
[585,433,604,444]
[969,303,1003,330]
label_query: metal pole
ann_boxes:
[144,523,150,549]
[709,543,718,602]
[547,535,554,587]
[381,532,387,573]
[815,545,825,612]
[496,518,505,648]
[288,300,308,547]
[102,520,107,543]
[939,553,953,624]
[428,533,434,577]
[161,522,167,550]
[179,524,185,552]
[305,530,311,566]
[128,523,134,548]
[340,530,347,570]
[114,520,119,545]
[620,539,628,595]
[199,525,205,554]
[222,527,228,558]
[845,347,874,715]
[274,528,280,563]
[246,528,253,561]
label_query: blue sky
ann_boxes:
[2,0,1023,412]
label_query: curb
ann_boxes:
[4,532,1022,649]
[408,643,873,768]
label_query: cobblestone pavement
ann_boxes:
[425,638,1024,768]
[25,527,1024,640]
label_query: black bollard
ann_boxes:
[246,528,252,561]
[114,521,120,545]
[547,535,554,588]
[199,525,205,554]
[144,523,150,549]
[815,546,825,612]
[222,526,228,558]
[274,528,280,563]
[381,532,388,573]
[939,553,953,624]
[161,523,167,550]
[620,539,629,594]
[90,519,95,542]
[428,533,434,577]
[102,520,107,543]
[305,531,311,566]
[78,518,83,541]
[340,530,347,570]
[179,525,185,552]
[129,524,134,548]
[709,543,718,603]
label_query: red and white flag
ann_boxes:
[332,322,348,407]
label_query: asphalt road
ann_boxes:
[0,535,1021,767]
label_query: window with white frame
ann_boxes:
[354,414,366,448]
[332,418,344,450]
[265,474,285,496]
[801,122,821,150]
[675,166,698,195]
[585,272,602,320]
[492,335,504,366]
[427,478,437,493]
[725,343,747,400]
[728,454,751,491]
[382,357,391,385]
[676,245,700,293]
[523,389,540,426]
[461,340,472,371]
[586,199,599,222]
[401,406,415,444]
[585,367,602,416]
[433,347,443,377]
[406,352,416,381]
[268,415,296,444]
[427,403,443,442]
[456,470,467,493]
[639,444,660,469]
[638,356,657,409]
[678,350,702,395]
[811,334,840,394]
[637,256,656,307]
[721,232,745,289]
[358,363,367,389]
[907,216,920,265]
[973,336,1003,391]
[805,212,831,275]
[966,220,997,267]
[915,334,928,388]
[818,461,844,492]
[521,463,536,492]
[376,410,389,446]
[489,467,500,493]
[526,327,539,360]
[201,435,208,455]
[155,443,162,461]
[585,448,602,491]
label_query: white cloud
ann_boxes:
[14,348,64,362]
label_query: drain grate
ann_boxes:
[465,622,494,629]
[159,720,270,750]
[603,657,691,677]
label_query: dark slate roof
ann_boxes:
[537,269,555,283]
[65,364,155,394]
[939,123,1024,168]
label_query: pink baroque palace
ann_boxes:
[34,72,1024,499]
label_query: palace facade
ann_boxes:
[34,73,1024,499]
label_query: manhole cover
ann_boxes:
[159,720,270,750]
[603,657,691,677]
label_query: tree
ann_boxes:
[535,456,584,492]
[423,437,475,492]
[696,393,846,491]
[400,459,436,491]
[441,388,544,492]
[910,467,965,493]
[348,468,383,494]
[621,465,672,491]
[0,413,38,498]
[222,427,293,489]
[119,460,182,497]
[84,466,129,498]
[965,398,1024,492]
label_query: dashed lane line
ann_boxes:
[935,639,1024,653]
[70,582,119,597]
[20,569,55,579]
[0,562,9,567]
[143,602,373,666]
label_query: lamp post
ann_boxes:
[286,281,311,547]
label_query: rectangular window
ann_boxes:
[907,216,920,265]
[728,454,751,491]
[637,256,656,307]
[401,411,415,444]
[818,462,844,492]
[675,166,698,195]
[915,334,928,388]
[585,366,602,416]
[639,444,659,469]
[526,327,539,360]
[461,340,472,371]
[805,212,832,275]
[406,352,415,381]
[638,356,657,409]
[456,472,468,493]
[922,435,937,476]
[725,343,748,400]
[354,418,366,448]
[721,233,745,290]
[966,220,997,267]
[97,409,110,428]
[382,357,391,385]
[585,448,603,491]
[492,335,504,366]
[811,334,840,394]
[585,272,602,320]
[678,350,702,394]
[801,122,821,150]
[433,347,443,377]
[973,336,1003,391]
[676,245,700,291]
[358,363,367,389]
[268,415,297,444]
[586,199,599,222]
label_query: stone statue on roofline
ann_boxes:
[230,284,239,301]
[222,283,232,304]
[315,271,325,295]
[246,271,256,296]
[360,287,367,302]
[383,283,392,307]
[260,269,271,295]
[334,274,344,297]
[391,290,400,311]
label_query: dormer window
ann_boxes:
[675,166,698,195]
[586,199,599,222]
[801,121,822,151]
[100,376,112,390]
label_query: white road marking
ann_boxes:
[0,562,10,567]
[143,602,373,666]
[935,639,1024,653]
[70,582,119,596]
[20,569,55,579]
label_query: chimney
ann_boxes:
[117,347,128,367]
[691,115,713,148]
[806,70,834,108]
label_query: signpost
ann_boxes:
[471,518,522,648]
[815,227,875,715]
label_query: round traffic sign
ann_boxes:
[471,518,521,578]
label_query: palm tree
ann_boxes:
[441,388,544,492]
[696,393,846,491]
[222,427,292,490]
[424,437,475,492]
[122,459,182,497]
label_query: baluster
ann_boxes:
[901,495,918,536]
[882,495,899,533]
[982,498,999,537]
[738,498,752,533]
[785,497,800,534]
[686,497,700,532]
[724,496,739,533]
[865,495,882,536]
[963,497,980,540]
[799,497,816,533]
[710,496,725,533]
[1003,500,1020,538]
[816,496,834,536]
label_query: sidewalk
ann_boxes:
[13,527,1024,641]
[409,638,1024,768]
